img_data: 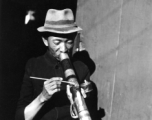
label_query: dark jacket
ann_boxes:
[15,51,90,120]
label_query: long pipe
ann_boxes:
[59,53,92,120]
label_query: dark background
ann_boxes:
[0,0,78,119]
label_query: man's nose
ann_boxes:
[60,43,67,53]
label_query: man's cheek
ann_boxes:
[51,45,59,52]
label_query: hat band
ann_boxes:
[44,25,78,31]
[45,20,74,25]
[44,20,76,28]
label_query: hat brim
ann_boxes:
[37,26,82,34]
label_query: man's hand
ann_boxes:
[40,77,63,102]
[66,84,87,119]
[66,84,87,105]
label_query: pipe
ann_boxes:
[59,53,92,120]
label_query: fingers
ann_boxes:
[42,77,63,100]
[45,77,63,84]
[44,77,62,89]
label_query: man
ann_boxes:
[15,8,92,120]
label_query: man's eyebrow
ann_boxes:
[54,37,66,39]
[53,38,63,41]
[54,39,61,41]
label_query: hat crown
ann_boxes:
[45,9,74,22]
[44,9,75,27]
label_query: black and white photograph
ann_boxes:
[1,0,152,120]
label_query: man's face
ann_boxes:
[43,34,76,59]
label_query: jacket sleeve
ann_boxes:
[15,58,35,120]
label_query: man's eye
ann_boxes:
[67,40,73,44]
[54,40,60,44]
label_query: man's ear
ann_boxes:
[42,37,48,46]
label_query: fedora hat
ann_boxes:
[37,8,82,34]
